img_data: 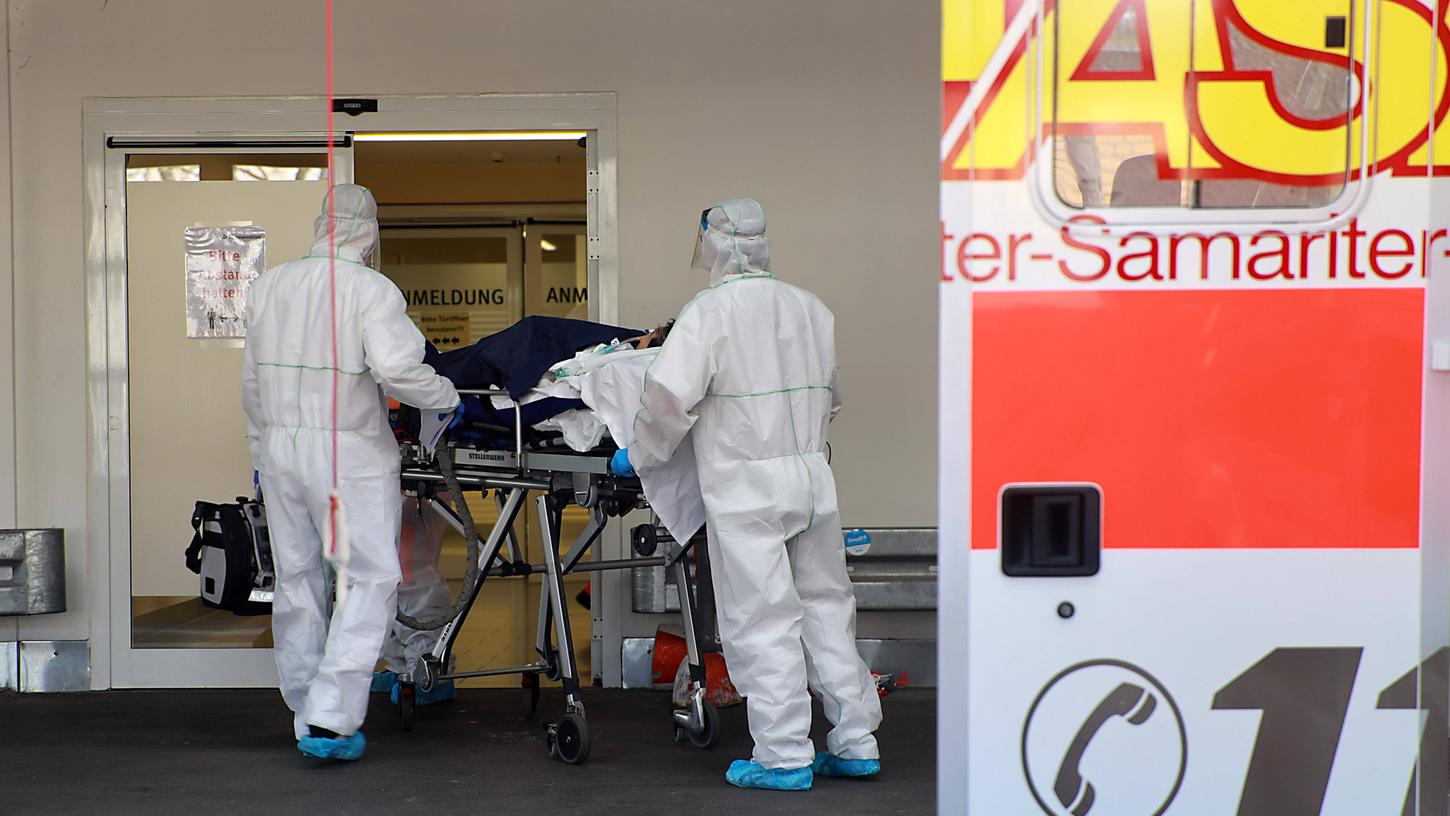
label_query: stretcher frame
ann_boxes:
[395,388,720,764]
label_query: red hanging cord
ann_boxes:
[325,0,339,553]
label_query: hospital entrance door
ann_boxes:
[109,142,351,687]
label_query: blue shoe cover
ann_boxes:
[298,731,366,761]
[811,751,880,778]
[369,670,398,694]
[390,679,456,706]
[725,759,813,791]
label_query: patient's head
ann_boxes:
[634,320,676,349]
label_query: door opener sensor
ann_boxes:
[332,98,379,116]
[1000,484,1102,577]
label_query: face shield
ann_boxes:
[363,236,381,270]
[690,199,769,285]
[689,208,711,276]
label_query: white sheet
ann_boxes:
[481,342,707,546]
[534,408,607,451]
[579,353,706,547]
[487,341,650,410]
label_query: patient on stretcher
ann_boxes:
[394,315,673,450]
[395,313,707,554]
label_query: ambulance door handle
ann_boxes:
[1000,484,1101,577]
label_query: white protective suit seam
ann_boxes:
[784,386,817,531]
[265,423,376,433]
[257,361,370,377]
[741,450,829,464]
[705,384,832,398]
[302,252,370,266]
[292,368,304,449]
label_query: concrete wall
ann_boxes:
[2,1,939,663]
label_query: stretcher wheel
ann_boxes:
[522,673,541,719]
[632,524,658,557]
[547,712,591,765]
[398,683,416,732]
[418,655,442,692]
[673,701,719,749]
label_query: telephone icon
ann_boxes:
[1053,682,1158,815]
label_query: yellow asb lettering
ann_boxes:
[1053,0,1196,173]
[943,0,1450,181]
[1193,0,1442,179]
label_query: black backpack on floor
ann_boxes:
[184,498,275,616]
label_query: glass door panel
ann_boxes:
[125,152,331,653]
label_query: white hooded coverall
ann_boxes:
[631,198,882,769]
[243,184,459,739]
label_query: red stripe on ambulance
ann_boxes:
[971,288,1423,549]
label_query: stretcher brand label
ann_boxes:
[457,448,516,467]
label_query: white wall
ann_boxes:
[4,0,939,648]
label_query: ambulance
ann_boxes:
[939,0,1450,812]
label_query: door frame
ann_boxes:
[523,220,588,318]
[83,94,620,689]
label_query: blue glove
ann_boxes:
[610,448,636,477]
[447,403,466,430]
[253,470,260,491]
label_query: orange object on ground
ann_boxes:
[702,652,741,707]
[651,625,688,687]
[654,625,742,706]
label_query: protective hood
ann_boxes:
[690,198,770,286]
[310,183,380,265]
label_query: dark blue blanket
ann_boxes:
[400,316,642,446]
[425,315,643,399]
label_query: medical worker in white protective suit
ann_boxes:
[243,184,460,761]
[612,198,882,791]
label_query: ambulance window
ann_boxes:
[1052,1,1355,212]
[1192,24,1350,208]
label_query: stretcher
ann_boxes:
[395,388,721,764]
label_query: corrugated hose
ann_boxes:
[394,440,486,631]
